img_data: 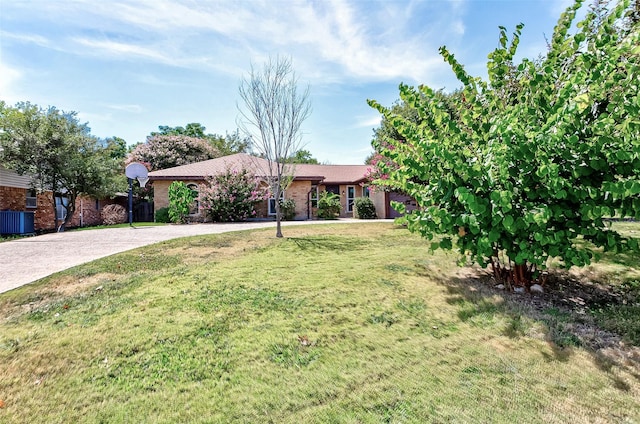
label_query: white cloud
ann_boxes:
[72,38,174,64]
[0,62,23,103]
[23,0,459,85]
[354,115,382,129]
[104,103,143,113]
[0,30,50,48]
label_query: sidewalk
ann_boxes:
[0,220,379,294]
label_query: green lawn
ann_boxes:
[70,222,166,231]
[0,223,638,423]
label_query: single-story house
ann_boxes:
[0,165,121,233]
[148,153,413,220]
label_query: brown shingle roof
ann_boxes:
[148,153,369,185]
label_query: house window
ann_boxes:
[325,185,340,195]
[187,184,199,214]
[310,185,318,208]
[55,196,69,221]
[268,191,285,215]
[346,186,356,213]
[26,189,37,209]
[362,186,370,198]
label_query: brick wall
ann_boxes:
[152,181,171,211]
[152,180,205,221]
[0,186,27,210]
[1,185,119,231]
[285,180,312,220]
[34,192,116,231]
[152,178,378,221]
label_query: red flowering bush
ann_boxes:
[199,168,267,222]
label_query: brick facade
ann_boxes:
[1,185,119,231]
[151,179,387,221]
[152,181,171,212]
[153,180,316,221]
[286,180,313,220]
[0,186,28,211]
[316,183,372,218]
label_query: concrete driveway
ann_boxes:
[0,220,374,294]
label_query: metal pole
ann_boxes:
[128,178,133,226]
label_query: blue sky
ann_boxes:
[1,0,574,164]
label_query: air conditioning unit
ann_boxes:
[0,211,35,235]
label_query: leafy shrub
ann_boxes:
[101,204,127,225]
[199,167,267,222]
[279,199,296,221]
[168,181,196,224]
[155,207,170,223]
[317,191,341,219]
[354,197,377,219]
[367,3,640,288]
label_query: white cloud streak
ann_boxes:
[104,103,143,113]
[2,0,465,85]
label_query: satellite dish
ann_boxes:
[125,162,148,179]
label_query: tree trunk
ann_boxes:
[61,192,77,232]
[52,194,60,232]
[490,255,537,290]
[275,200,283,238]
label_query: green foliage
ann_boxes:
[0,102,125,230]
[279,198,297,220]
[168,181,196,224]
[354,196,377,219]
[368,0,640,286]
[155,207,170,223]
[590,303,640,345]
[289,149,319,164]
[268,337,320,367]
[317,191,341,219]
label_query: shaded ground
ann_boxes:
[451,267,640,375]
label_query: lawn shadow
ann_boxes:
[287,236,363,252]
[428,269,640,391]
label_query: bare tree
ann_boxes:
[238,56,311,237]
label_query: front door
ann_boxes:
[346,186,355,214]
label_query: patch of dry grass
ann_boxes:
[0,223,638,423]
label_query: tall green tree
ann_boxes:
[368,0,640,288]
[0,102,125,231]
[289,149,319,164]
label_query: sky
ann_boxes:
[1,0,575,164]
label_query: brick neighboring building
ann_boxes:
[149,153,399,220]
[0,165,120,232]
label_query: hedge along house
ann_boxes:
[148,153,397,220]
[0,164,121,233]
